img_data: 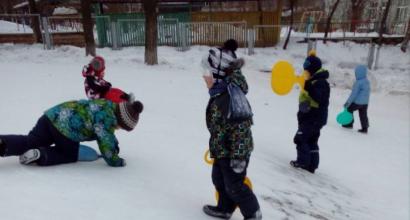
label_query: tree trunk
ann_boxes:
[350,0,365,32]
[81,0,96,56]
[400,19,410,52]
[378,0,392,45]
[257,0,265,46]
[324,0,340,44]
[143,0,158,65]
[283,0,296,50]
[28,0,42,43]
[1,0,12,14]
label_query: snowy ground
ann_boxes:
[0,41,408,220]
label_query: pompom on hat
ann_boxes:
[115,101,144,131]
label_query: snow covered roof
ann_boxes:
[53,7,78,15]
[13,0,41,9]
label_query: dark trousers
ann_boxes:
[212,158,260,218]
[294,125,320,173]
[0,115,79,166]
[346,103,369,129]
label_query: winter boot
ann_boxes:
[342,124,353,129]
[19,149,41,165]
[358,128,368,134]
[290,160,302,169]
[203,205,232,219]
[290,161,314,174]
[244,209,262,220]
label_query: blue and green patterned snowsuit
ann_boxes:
[0,99,124,167]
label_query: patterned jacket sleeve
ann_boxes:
[225,70,249,94]
[95,126,124,167]
[86,76,112,96]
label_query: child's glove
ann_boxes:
[299,101,311,113]
[230,159,247,174]
[344,102,350,108]
[82,65,93,77]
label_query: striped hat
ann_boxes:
[115,101,144,131]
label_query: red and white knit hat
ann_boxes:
[89,56,105,77]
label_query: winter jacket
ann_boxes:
[345,65,370,106]
[84,76,112,100]
[297,69,330,128]
[45,99,124,167]
[206,70,254,160]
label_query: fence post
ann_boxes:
[307,39,316,55]
[111,21,120,50]
[177,23,189,51]
[367,41,375,69]
[374,44,381,70]
[41,17,52,50]
[247,28,255,55]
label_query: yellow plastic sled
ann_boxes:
[204,150,253,202]
[271,61,306,95]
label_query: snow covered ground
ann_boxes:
[0,41,408,220]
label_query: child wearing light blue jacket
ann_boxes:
[343,65,370,133]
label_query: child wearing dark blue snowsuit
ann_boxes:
[290,54,330,174]
[343,65,370,133]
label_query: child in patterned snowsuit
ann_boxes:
[0,99,143,167]
[202,39,262,220]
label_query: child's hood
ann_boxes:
[355,65,367,80]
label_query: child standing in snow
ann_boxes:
[342,65,370,133]
[82,56,132,103]
[290,53,330,174]
[0,99,143,167]
[202,39,262,220]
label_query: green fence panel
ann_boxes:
[95,12,190,47]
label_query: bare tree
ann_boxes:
[323,0,340,44]
[378,0,392,44]
[81,0,96,56]
[283,0,297,50]
[143,0,158,65]
[257,0,266,46]
[350,0,366,32]
[0,0,12,14]
[400,19,410,52]
[28,0,42,43]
